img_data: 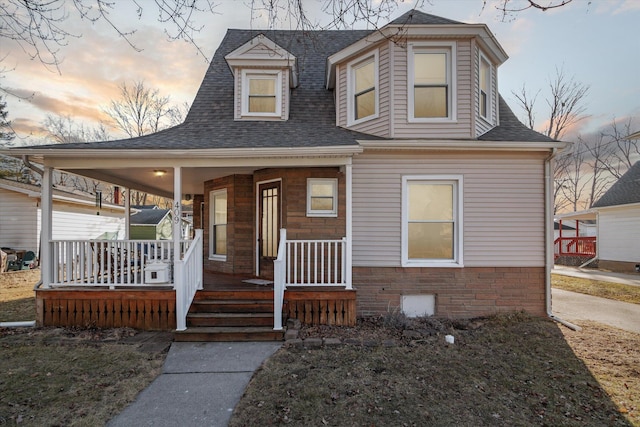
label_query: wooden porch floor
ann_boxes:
[202,271,274,291]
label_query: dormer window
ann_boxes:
[242,70,282,117]
[347,51,379,125]
[408,42,457,122]
[479,53,491,120]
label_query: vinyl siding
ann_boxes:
[475,45,498,137]
[597,205,640,263]
[47,203,125,240]
[234,68,289,120]
[352,152,546,267]
[0,188,39,251]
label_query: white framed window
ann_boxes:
[401,175,463,267]
[241,70,282,117]
[479,53,491,120]
[307,178,338,217]
[347,52,379,125]
[408,42,456,122]
[209,189,227,260]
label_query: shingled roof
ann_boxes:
[130,208,171,226]
[25,10,552,152]
[592,161,640,208]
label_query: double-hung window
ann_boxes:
[408,43,456,121]
[402,176,463,267]
[209,189,227,259]
[479,54,491,120]
[347,52,378,125]
[307,178,338,217]
[241,70,282,117]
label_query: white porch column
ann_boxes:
[173,167,182,263]
[41,166,53,288]
[345,162,353,289]
[124,187,130,240]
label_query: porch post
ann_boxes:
[173,167,182,262]
[345,162,353,289]
[124,187,130,240]
[41,166,53,288]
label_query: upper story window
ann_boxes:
[479,53,491,120]
[347,51,379,125]
[408,43,457,122]
[241,70,282,117]
[401,175,463,267]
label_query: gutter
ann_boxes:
[22,155,43,176]
[544,148,581,331]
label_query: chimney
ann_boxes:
[114,186,120,205]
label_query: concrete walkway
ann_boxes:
[552,265,640,287]
[552,288,640,334]
[108,341,282,427]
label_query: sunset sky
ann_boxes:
[2,0,639,145]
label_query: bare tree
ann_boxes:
[599,118,640,179]
[103,81,173,138]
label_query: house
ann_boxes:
[0,177,125,260]
[0,11,567,337]
[130,208,173,240]
[558,161,640,273]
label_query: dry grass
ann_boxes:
[230,314,639,426]
[552,273,640,304]
[0,269,40,322]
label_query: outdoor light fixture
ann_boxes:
[153,169,166,177]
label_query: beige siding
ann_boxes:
[598,205,640,263]
[0,188,39,251]
[234,68,289,120]
[475,45,498,137]
[392,39,474,139]
[352,152,546,267]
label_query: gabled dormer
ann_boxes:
[326,11,508,139]
[225,34,297,121]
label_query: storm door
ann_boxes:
[258,181,281,278]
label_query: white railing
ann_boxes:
[285,238,347,286]
[273,229,349,330]
[49,238,191,289]
[175,229,203,331]
[273,229,288,331]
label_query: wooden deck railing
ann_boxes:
[175,230,203,331]
[49,238,192,288]
[554,236,596,258]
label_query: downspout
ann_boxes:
[544,148,581,331]
[22,155,44,177]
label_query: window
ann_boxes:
[241,70,282,117]
[479,54,491,120]
[402,176,463,267]
[209,189,227,259]
[347,52,378,125]
[408,43,456,121]
[307,178,338,217]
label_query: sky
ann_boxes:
[2,0,639,145]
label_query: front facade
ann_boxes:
[2,11,566,330]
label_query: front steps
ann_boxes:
[174,290,284,342]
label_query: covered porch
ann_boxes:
[31,150,358,335]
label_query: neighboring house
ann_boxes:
[1,11,567,334]
[559,161,640,273]
[130,208,173,240]
[0,177,125,253]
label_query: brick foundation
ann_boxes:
[353,266,546,318]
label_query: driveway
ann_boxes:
[552,288,640,334]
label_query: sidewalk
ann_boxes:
[108,341,282,427]
[552,265,640,287]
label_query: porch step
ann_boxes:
[174,326,284,342]
[177,288,284,342]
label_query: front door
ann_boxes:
[258,181,281,278]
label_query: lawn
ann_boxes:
[1,270,638,426]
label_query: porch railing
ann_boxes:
[49,238,192,288]
[175,229,203,331]
[273,229,349,330]
[554,236,596,259]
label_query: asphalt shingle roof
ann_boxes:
[22,10,552,152]
[592,161,640,208]
[130,208,171,225]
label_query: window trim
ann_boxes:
[306,178,338,217]
[209,188,228,261]
[478,52,492,122]
[407,42,457,123]
[401,175,464,267]
[241,69,282,118]
[346,51,379,126]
